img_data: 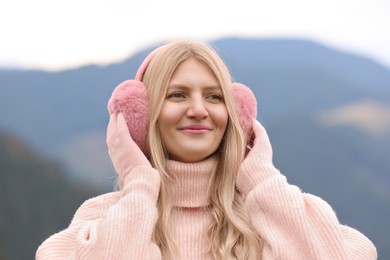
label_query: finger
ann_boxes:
[106,113,117,146]
[253,119,271,149]
[254,119,273,157]
[116,113,132,138]
[117,112,126,126]
[116,112,127,131]
[252,119,267,139]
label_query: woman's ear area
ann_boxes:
[232,83,258,144]
[107,79,150,156]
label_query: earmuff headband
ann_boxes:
[135,47,163,81]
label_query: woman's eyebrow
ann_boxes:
[167,84,189,90]
[203,85,222,91]
[168,84,222,91]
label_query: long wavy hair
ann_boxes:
[142,40,262,259]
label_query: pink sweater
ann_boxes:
[36,155,377,259]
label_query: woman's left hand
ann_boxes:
[246,119,273,160]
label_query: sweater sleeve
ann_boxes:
[236,154,377,260]
[36,166,162,260]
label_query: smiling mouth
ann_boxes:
[179,126,212,134]
[181,129,210,134]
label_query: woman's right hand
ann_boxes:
[106,113,151,180]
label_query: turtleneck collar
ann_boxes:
[166,156,217,208]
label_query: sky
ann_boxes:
[1,0,390,71]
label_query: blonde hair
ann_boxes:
[142,40,262,259]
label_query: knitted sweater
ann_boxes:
[36,155,377,259]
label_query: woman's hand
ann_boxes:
[246,119,273,160]
[106,113,151,180]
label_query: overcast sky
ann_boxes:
[1,0,389,71]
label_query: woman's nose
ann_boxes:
[186,97,209,119]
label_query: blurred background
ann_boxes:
[1,0,389,259]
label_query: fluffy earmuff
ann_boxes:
[108,80,149,155]
[232,83,257,142]
[107,46,257,156]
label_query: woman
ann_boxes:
[36,41,377,259]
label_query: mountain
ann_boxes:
[213,37,390,123]
[0,132,101,260]
[0,36,389,258]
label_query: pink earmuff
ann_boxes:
[107,45,257,156]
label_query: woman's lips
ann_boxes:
[179,125,212,134]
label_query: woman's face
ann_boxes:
[158,57,228,162]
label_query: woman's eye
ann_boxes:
[167,92,186,99]
[206,94,223,103]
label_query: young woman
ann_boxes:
[36,41,377,259]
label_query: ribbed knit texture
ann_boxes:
[166,157,215,207]
[166,157,215,259]
[36,155,377,259]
